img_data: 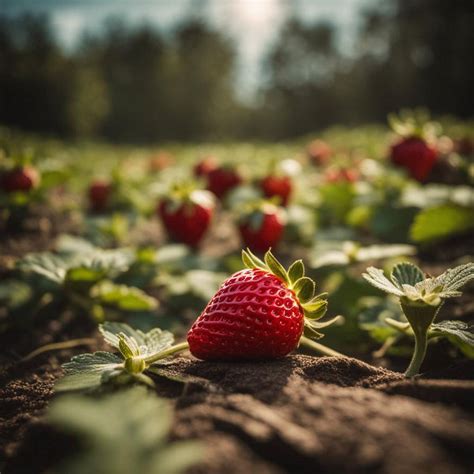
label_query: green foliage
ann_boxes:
[410,205,474,243]
[92,281,157,312]
[311,241,415,269]
[430,320,474,358]
[370,206,418,243]
[47,387,202,474]
[99,323,175,357]
[56,322,179,392]
[363,262,474,375]
[13,243,158,322]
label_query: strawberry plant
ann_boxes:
[55,322,187,391]
[56,249,342,391]
[13,245,157,323]
[157,183,215,247]
[88,179,112,212]
[86,167,151,216]
[238,200,286,253]
[259,160,297,207]
[1,164,40,193]
[0,153,69,229]
[388,109,440,182]
[206,164,242,199]
[363,262,474,377]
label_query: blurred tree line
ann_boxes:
[0,0,472,142]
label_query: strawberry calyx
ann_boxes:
[162,182,215,214]
[238,199,285,231]
[388,109,441,143]
[241,248,340,339]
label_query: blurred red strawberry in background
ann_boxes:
[261,175,292,206]
[158,183,215,247]
[238,201,286,253]
[207,165,242,199]
[1,165,40,193]
[88,180,112,212]
[390,138,437,182]
[388,110,439,182]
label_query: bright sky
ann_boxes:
[2,0,370,100]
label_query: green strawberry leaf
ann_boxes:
[47,387,202,474]
[99,322,174,358]
[56,234,98,255]
[390,262,425,289]
[55,352,123,392]
[56,323,183,393]
[429,320,474,358]
[66,266,105,284]
[91,281,158,312]
[410,205,474,244]
[438,263,474,292]
[362,267,405,296]
[16,253,67,286]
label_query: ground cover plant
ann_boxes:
[1,115,473,474]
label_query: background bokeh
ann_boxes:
[1,0,473,142]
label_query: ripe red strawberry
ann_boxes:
[194,155,218,178]
[158,187,215,247]
[307,139,332,166]
[88,180,111,212]
[206,165,241,199]
[261,175,292,206]
[239,203,285,253]
[0,166,40,193]
[390,137,437,182]
[324,167,359,183]
[187,249,337,360]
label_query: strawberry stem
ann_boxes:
[20,338,97,362]
[144,342,189,365]
[299,336,345,358]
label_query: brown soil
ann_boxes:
[0,202,81,261]
[1,340,474,474]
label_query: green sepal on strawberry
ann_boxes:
[158,183,215,247]
[238,201,286,253]
[187,249,339,360]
